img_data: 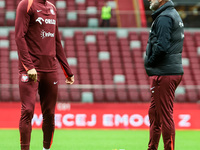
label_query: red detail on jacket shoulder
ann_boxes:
[27,0,33,12]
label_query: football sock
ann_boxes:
[43,148,50,150]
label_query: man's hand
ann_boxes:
[27,68,37,82]
[65,75,74,84]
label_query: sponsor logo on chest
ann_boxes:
[41,30,54,39]
[36,17,56,25]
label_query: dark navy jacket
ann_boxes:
[144,1,184,76]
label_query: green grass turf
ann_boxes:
[0,129,200,150]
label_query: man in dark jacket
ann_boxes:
[144,0,184,150]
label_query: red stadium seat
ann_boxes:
[105,89,116,102]
[93,89,105,102]
[140,89,151,102]
[116,89,128,102]
[58,88,70,102]
[69,89,81,102]
[0,87,11,101]
[186,89,198,102]
[128,88,140,102]
[175,94,187,102]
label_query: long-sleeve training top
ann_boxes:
[15,0,73,77]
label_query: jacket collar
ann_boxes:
[35,0,47,4]
[151,1,174,20]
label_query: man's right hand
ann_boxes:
[27,68,37,82]
[65,75,74,84]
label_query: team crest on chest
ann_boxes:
[21,74,29,82]
[50,8,55,15]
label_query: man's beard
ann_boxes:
[149,0,160,11]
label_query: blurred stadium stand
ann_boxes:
[0,0,200,103]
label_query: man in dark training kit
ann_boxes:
[15,0,75,150]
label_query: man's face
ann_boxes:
[148,0,160,11]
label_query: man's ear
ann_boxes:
[159,0,167,6]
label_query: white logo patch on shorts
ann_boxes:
[21,74,29,82]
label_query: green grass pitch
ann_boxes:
[0,129,200,150]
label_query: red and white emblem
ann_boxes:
[21,74,29,82]
[50,8,55,15]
